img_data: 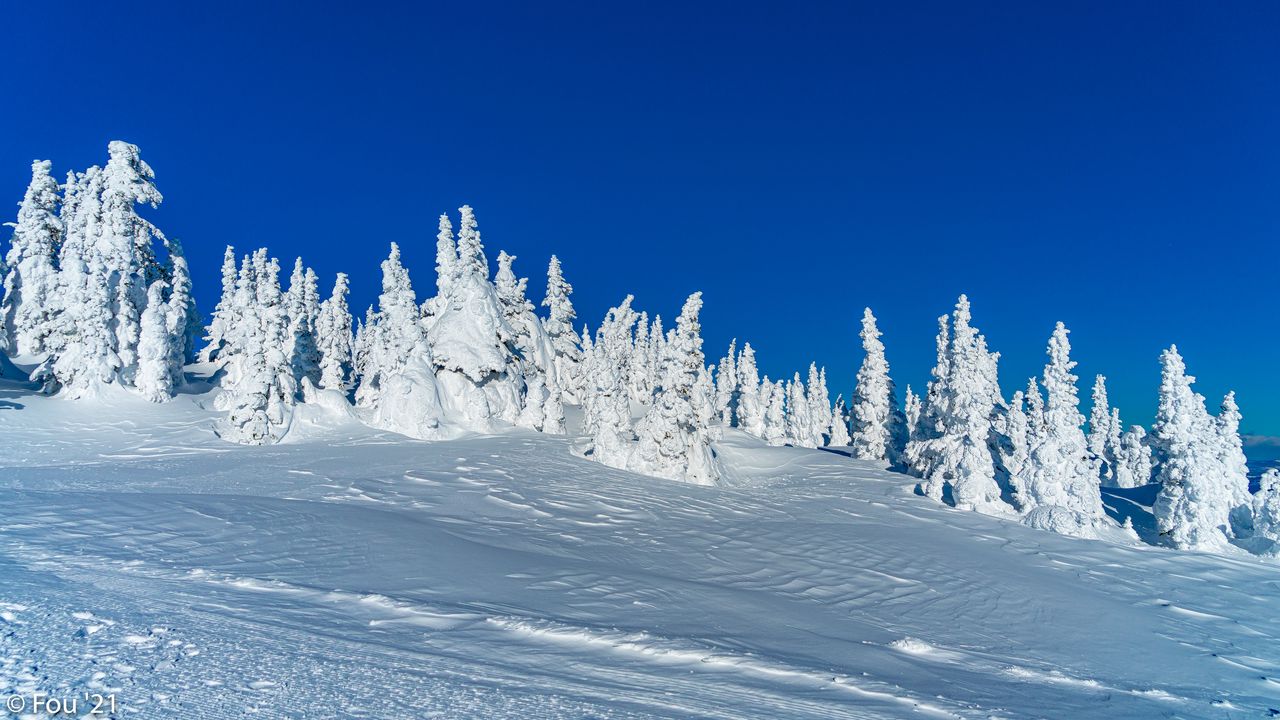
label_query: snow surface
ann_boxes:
[1,374,1278,718]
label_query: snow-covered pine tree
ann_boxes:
[1113,423,1153,488]
[217,250,297,444]
[827,394,852,447]
[785,373,814,448]
[359,242,447,437]
[3,160,63,356]
[996,388,1031,510]
[628,311,653,404]
[163,241,195,388]
[903,385,921,441]
[427,208,524,428]
[903,296,1004,512]
[434,213,456,303]
[763,377,787,446]
[715,339,738,425]
[284,258,322,388]
[541,254,582,401]
[583,297,637,468]
[98,140,166,384]
[1251,469,1280,545]
[316,273,353,391]
[808,365,831,446]
[495,250,561,432]
[1020,323,1104,535]
[135,280,175,402]
[1087,375,1114,483]
[850,308,906,463]
[736,342,764,436]
[1151,346,1239,550]
[631,292,719,484]
[1215,391,1253,537]
[199,245,238,362]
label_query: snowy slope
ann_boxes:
[1,375,1278,719]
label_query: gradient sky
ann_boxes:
[3,1,1278,439]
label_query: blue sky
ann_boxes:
[3,1,1278,438]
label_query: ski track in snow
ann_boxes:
[1,382,1278,718]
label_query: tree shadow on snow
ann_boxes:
[1102,485,1162,544]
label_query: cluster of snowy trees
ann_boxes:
[203,208,573,444]
[1,144,197,399]
[2,143,1275,554]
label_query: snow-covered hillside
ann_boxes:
[1,374,1276,719]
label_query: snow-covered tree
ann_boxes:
[1019,323,1104,533]
[583,297,637,468]
[316,272,353,391]
[496,250,561,432]
[762,377,787,447]
[785,373,814,448]
[541,254,582,400]
[628,311,653,404]
[996,388,1032,509]
[808,365,831,445]
[1113,423,1153,488]
[284,258,321,387]
[827,394,851,447]
[1151,346,1242,550]
[98,140,165,383]
[736,342,764,436]
[850,308,906,463]
[165,239,199,367]
[217,250,297,444]
[1215,391,1253,537]
[715,339,738,425]
[1251,469,1280,545]
[1087,375,1126,486]
[631,292,718,484]
[135,280,175,402]
[428,208,523,428]
[3,160,63,356]
[903,385,921,441]
[904,297,1004,513]
[200,245,238,362]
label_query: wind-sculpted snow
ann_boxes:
[0,379,1277,718]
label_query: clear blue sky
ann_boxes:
[3,1,1278,440]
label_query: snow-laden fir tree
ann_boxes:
[827,394,851,447]
[359,243,445,438]
[200,245,238,362]
[315,272,353,391]
[692,363,719,433]
[432,213,456,310]
[647,314,665,390]
[216,250,297,444]
[786,373,815,448]
[762,377,787,447]
[284,258,322,388]
[996,388,1031,509]
[715,339,738,425]
[1113,423,1153,488]
[97,140,165,383]
[850,308,906,463]
[135,280,176,402]
[1087,375,1126,486]
[1215,391,1253,537]
[427,208,523,428]
[736,342,764,436]
[903,385,921,441]
[166,239,199,366]
[582,297,637,468]
[495,250,562,433]
[1151,346,1244,550]
[3,160,62,356]
[904,296,1004,512]
[628,311,653,404]
[1019,323,1104,535]
[541,256,582,401]
[808,365,831,445]
[631,292,719,484]
[1251,469,1280,546]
